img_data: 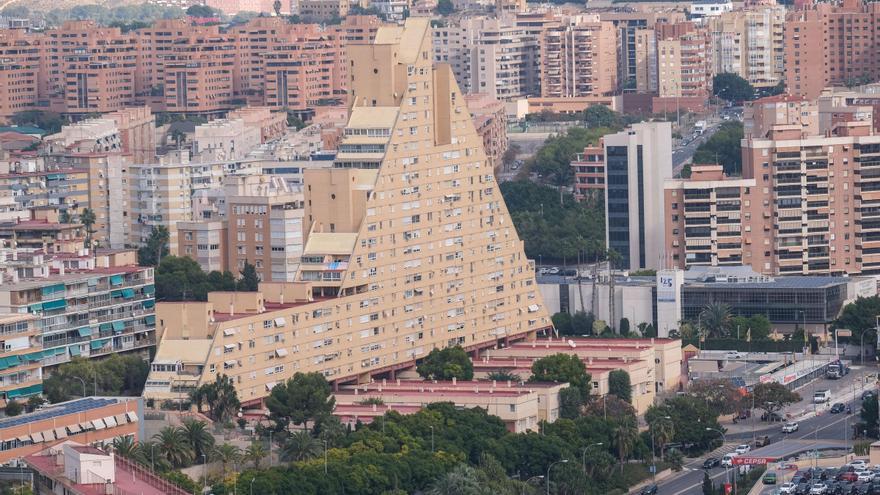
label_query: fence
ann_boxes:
[114,455,193,495]
[683,338,806,353]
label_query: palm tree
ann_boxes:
[153,426,194,468]
[112,436,141,461]
[613,416,640,474]
[281,431,322,463]
[59,209,71,224]
[243,441,268,469]
[652,418,674,455]
[699,302,732,338]
[426,464,481,495]
[79,208,96,250]
[139,441,171,472]
[180,418,215,461]
[212,443,241,476]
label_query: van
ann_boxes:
[813,389,831,403]
[721,454,736,467]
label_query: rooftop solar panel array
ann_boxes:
[0,398,117,430]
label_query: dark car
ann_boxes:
[762,411,784,422]
[831,403,846,414]
[863,390,876,400]
[796,471,814,481]
[703,457,721,469]
[824,469,840,481]
[640,485,658,495]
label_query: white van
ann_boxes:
[721,454,736,467]
[813,389,831,403]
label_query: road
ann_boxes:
[656,367,873,495]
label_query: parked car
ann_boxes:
[703,457,720,469]
[764,471,778,484]
[837,472,858,483]
[735,444,751,455]
[780,483,797,494]
[855,471,874,483]
[862,391,875,401]
[831,403,846,413]
[721,454,736,467]
[763,411,784,422]
[639,485,658,495]
[756,435,772,447]
[850,461,868,471]
[810,483,828,494]
[783,422,800,433]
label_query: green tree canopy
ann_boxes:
[692,121,744,176]
[529,353,591,394]
[435,0,455,15]
[713,73,755,103]
[137,225,170,266]
[237,261,260,291]
[751,382,801,417]
[417,346,474,381]
[583,105,623,129]
[185,4,216,16]
[5,400,22,417]
[730,314,772,341]
[266,372,336,430]
[43,354,148,403]
[528,127,609,187]
[190,374,240,423]
[834,296,880,347]
[608,370,632,404]
[155,256,238,301]
[10,110,66,134]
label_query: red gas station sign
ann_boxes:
[731,457,776,466]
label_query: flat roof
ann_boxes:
[153,339,212,365]
[6,267,148,291]
[348,107,398,129]
[0,397,119,430]
[303,232,357,256]
[684,276,848,290]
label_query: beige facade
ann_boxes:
[709,6,785,89]
[177,220,229,273]
[145,19,551,407]
[465,93,508,170]
[540,15,618,99]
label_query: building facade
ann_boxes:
[540,15,618,99]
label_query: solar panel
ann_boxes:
[0,398,117,429]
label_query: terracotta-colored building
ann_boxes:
[464,93,508,170]
[0,29,41,122]
[571,143,605,201]
[540,15,618,99]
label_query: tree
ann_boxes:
[731,314,772,341]
[666,448,684,472]
[751,382,801,418]
[237,261,260,291]
[153,426,194,468]
[266,372,335,430]
[243,441,268,469]
[186,4,215,16]
[190,374,240,423]
[426,464,481,495]
[552,312,573,336]
[713,73,755,103]
[281,431,322,462]
[530,353,591,394]
[137,226,170,266]
[618,318,630,336]
[834,296,880,348]
[273,0,282,15]
[212,443,241,475]
[59,210,71,224]
[608,370,632,404]
[5,400,22,417]
[180,418,215,461]
[502,143,521,169]
[10,110,66,134]
[692,121,744,176]
[646,396,722,450]
[485,371,520,382]
[111,436,143,463]
[286,111,306,130]
[699,303,732,338]
[528,127,608,188]
[435,0,455,15]
[79,208,96,251]
[583,105,622,129]
[26,395,45,413]
[43,355,147,403]
[417,346,474,381]
[689,379,744,415]
[571,311,594,335]
[861,396,879,438]
[559,386,588,419]
[613,415,640,473]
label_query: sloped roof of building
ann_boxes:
[303,233,358,256]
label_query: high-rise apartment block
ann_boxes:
[571,144,606,201]
[709,6,785,90]
[540,15,618,99]
[145,18,550,405]
[600,11,686,91]
[605,122,673,271]
[0,314,42,403]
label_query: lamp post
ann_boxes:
[546,459,568,495]
[581,442,603,474]
[150,443,156,472]
[323,438,328,475]
[521,475,543,495]
[200,454,207,494]
[430,425,435,453]
[72,376,86,398]
[250,477,256,495]
[706,427,735,493]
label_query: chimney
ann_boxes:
[451,377,456,385]
[54,451,63,466]
[396,378,400,386]
[382,378,386,386]
[279,291,283,305]
[507,380,512,388]
[229,302,234,316]
[492,380,497,388]
[372,403,377,412]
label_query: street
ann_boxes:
[655,365,875,495]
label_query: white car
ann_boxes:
[734,444,751,455]
[849,460,868,470]
[721,454,735,467]
[779,483,796,495]
[856,470,875,482]
[810,483,828,495]
[781,422,799,433]
[725,351,744,359]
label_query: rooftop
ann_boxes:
[0,397,118,430]
[303,232,358,256]
[153,339,212,365]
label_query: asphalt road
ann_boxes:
[656,368,874,495]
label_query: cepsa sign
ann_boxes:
[731,457,776,466]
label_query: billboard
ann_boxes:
[731,457,775,466]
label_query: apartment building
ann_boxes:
[785,0,880,100]
[0,167,89,218]
[144,18,551,406]
[162,25,236,115]
[600,11,686,91]
[664,165,758,269]
[604,122,673,270]
[709,6,785,90]
[0,314,42,403]
[571,143,605,201]
[653,22,713,113]
[540,15,618,99]
[464,93,508,170]
[193,118,262,161]
[298,0,350,21]
[0,217,86,254]
[0,29,41,122]
[177,220,228,273]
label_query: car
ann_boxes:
[838,472,858,483]
[783,422,800,433]
[735,444,751,455]
[560,269,577,277]
[763,411,784,422]
[703,457,721,469]
[850,461,869,471]
[725,351,744,359]
[721,454,735,467]
[756,435,772,447]
[855,471,874,483]
[831,403,846,413]
[639,485,658,495]
[811,483,829,495]
[764,472,778,484]
[780,482,798,494]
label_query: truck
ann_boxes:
[813,389,832,403]
[826,360,849,379]
[694,120,707,134]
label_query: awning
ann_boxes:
[223,328,235,337]
[23,352,42,362]
[54,427,67,439]
[92,418,107,430]
[266,382,277,391]
[78,422,91,431]
[77,327,92,337]
[275,348,289,358]
[66,423,82,434]
[110,274,124,286]
[144,315,156,325]
[112,321,125,333]
[111,290,124,298]
[143,300,155,309]
[224,360,237,367]
[142,285,155,295]
[16,435,29,443]
[125,411,138,423]
[274,317,286,327]
[41,430,54,441]
[121,288,135,299]
[0,358,10,371]
[41,284,65,297]
[527,304,540,313]
[224,344,235,351]
[5,355,21,367]
[28,303,42,313]
[69,346,81,357]
[103,416,118,428]
[99,323,112,333]
[42,299,66,311]
[114,414,128,425]
[90,339,109,350]
[29,432,43,443]
[7,384,41,398]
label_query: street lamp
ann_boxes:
[430,425,435,453]
[546,459,568,495]
[581,442,603,474]
[200,454,207,493]
[521,475,543,495]
[250,477,256,495]
[706,428,735,494]
[150,443,156,472]
[72,376,86,398]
